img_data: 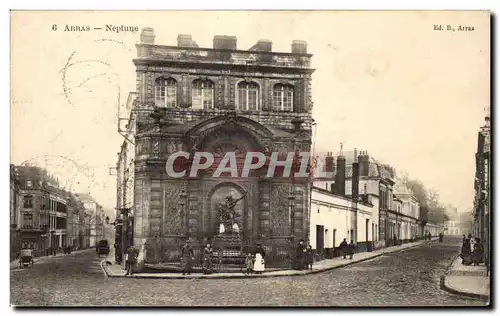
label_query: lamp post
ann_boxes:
[179,190,188,237]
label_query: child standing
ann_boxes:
[245,253,254,274]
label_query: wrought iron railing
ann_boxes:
[144,240,295,272]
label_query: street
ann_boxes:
[10,237,487,307]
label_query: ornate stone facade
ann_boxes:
[118,29,315,269]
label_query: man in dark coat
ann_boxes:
[472,238,484,265]
[347,240,356,259]
[202,243,214,274]
[461,239,472,265]
[180,239,194,275]
[339,238,348,259]
[293,240,306,270]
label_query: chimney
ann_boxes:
[249,39,272,52]
[352,148,360,201]
[335,145,346,196]
[140,27,155,44]
[325,152,334,174]
[213,35,237,50]
[359,150,370,177]
[291,40,307,54]
[177,34,197,47]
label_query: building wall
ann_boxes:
[310,188,375,251]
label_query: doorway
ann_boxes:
[316,225,324,251]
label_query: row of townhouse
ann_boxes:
[309,149,445,258]
[10,165,105,258]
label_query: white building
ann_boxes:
[393,181,420,241]
[310,186,377,256]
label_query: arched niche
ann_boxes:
[205,182,248,239]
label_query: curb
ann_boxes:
[439,254,490,301]
[102,242,424,280]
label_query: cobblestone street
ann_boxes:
[10,237,487,307]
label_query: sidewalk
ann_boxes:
[10,248,94,270]
[102,240,427,279]
[440,254,490,301]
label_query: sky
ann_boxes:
[10,11,490,214]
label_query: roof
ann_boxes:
[393,180,414,196]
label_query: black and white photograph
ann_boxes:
[8,9,491,307]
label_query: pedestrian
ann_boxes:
[202,243,214,274]
[293,239,306,269]
[472,238,484,265]
[460,239,472,265]
[253,243,266,274]
[180,239,194,275]
[347,240,356,259]
[125,246,137,276]
[244,252,254,275]
[339,238,348,259]
[305,245,314,270]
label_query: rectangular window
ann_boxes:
[23,213,33,228]
[155,86,165,107]
[203,88,213,109]
[283,90,293,111]
[272,90,282,109]
[248,90,258,111]
[23,196,33,208]
[192,88,203,109]
[238,89,246,110]
[155,86,177,108]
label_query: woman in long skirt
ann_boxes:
[461,239,472,265]
[253,244,266,274]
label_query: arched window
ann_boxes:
[192,79,214,109]
[154,77,177,108]
[237,81,259,111]
[272,84,294,111]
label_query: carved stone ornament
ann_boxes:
[224,110,238,123]
[152,139,160,157]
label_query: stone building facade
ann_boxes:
[473,114,490,267]
[117,28,315,269]
[15,166,70,256]
[392,181,420,243]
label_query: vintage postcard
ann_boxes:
[9,10,490,307]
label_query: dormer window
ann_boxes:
[154,77,177,108]
[272,83,294,112]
